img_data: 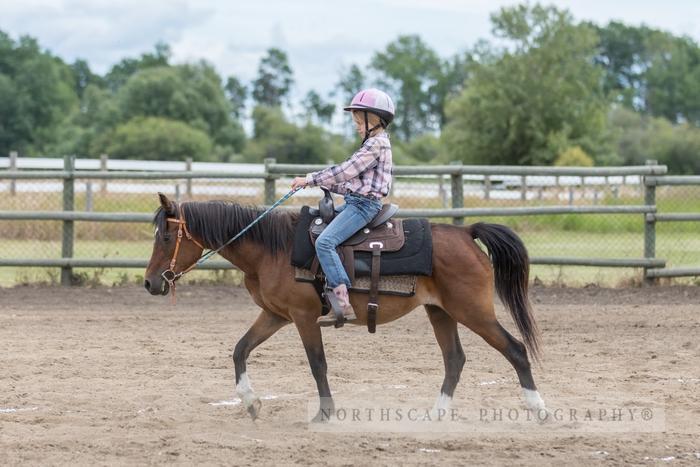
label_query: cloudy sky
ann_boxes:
[2,0,699,100]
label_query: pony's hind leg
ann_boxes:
[233,309,290,420]
[426,305,465,416]
[463,314,547,413]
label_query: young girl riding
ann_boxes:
[291,88,395,326]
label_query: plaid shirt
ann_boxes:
[305,132,392,198]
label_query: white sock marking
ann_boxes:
[522,388,546,411]
[236,372,257,406]
[433,392,452,411]
[427,392,453,421]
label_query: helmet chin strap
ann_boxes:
[362,111,383,143]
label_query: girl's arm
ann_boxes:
[305,139,381,188]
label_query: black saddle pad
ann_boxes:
[291,206,432,277]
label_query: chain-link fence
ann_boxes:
[1,156,698,287]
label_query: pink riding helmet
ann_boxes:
[343,88,395,126]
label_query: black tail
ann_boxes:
[470,222,541,361]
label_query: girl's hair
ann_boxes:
[351,111,383,137]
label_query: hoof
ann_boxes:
[245,397,262,420]
[311,410,331,423]
[311,399,335,423]
[533,407,553,425]
[311,407,335,423]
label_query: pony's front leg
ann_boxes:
[233,309,289,420]
[292,311,334,422]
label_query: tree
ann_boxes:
[94,117,212,161]
[335,64,365,104]
[334,64,365,137]
[392,134,446,165]
[554,146,594,166]
[104,42,171,91]
[225,76,247,119]
[246,106,345,164]
[0,32,78,155]
[304,90,335,125]
[443,4,608,166]
[609,106,700,174]
[71,59,104,99]
[251,48,293,107]
[117,63,230,140]
[593,22,700,124]
[590,21,652,108]
[430,53,473,129]
[644,34,700,124]
[370,35,442,140]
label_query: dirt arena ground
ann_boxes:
[1,284,699,465]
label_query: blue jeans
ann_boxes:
[315,193,382,288]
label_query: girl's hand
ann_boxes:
[291,176,308,190]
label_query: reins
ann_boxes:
[161,188,300,302]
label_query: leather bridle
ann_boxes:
[156,188,300,302]
[161,204,204,292]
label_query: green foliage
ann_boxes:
[335,64,366,138]
[555,146,594,166]
[370,35,442,140]
[0,32,78,155]
[609,106,700,174]
[104,41,170,91]
[443,4,608,166]
[251,48,293,107]
[303,90,335,125]
[335,64,365,104]
[2,12,700,169]
[70,59,104,99]
[225,75,247,119]
[245,106,344,164]
[591,22,653,108]
[644,33,700,124]
[95,117,213,161]
[593,21,700,125]
[117,63,229,136]
[431,53,473,128]
[392,134,446,165]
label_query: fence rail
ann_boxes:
[1,156,698,285]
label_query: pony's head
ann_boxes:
[144,193,205,296]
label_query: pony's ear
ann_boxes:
[158,192,175,216]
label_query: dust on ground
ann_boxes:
[1,284,699,465]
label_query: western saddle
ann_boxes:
[308,187,402,332]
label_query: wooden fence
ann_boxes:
[1,156,698,285]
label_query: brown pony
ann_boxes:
[145,194,547,421]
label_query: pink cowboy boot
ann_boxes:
[317,284,357,327]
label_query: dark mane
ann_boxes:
[153,200,299,255]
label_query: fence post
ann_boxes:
[450,161,463,225]
[85,181,93,212]
[438,175,445,207]
[185,157,193,198]
[520,175,527,201]
[264,158,277,205]
[100,154,108,193]
[61,155,75,286]
[9,150,18,195]
[484,175,491,201]
[643,160,658,285]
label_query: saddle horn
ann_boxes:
[319,187,335,225]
